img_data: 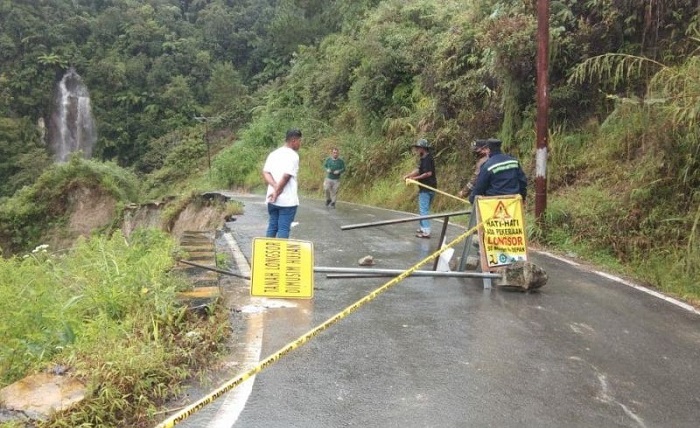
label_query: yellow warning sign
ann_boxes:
[475,195,528,269]
[251,238,314,299]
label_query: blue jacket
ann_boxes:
[468,149,527,204]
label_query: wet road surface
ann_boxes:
[177,193,700,428]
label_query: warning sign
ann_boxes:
[475,195,527,269]
[251,238,314,299]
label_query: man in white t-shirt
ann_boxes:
[262,129,302,238]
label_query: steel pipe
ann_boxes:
[314,266,501,279]
[341,210,471,231]
[177,259,251,280]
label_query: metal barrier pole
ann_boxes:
[432,215,451,271]
[458,211,477,271]
[341,210,470,230]
[315,266,501,279]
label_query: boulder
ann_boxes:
[499,261,548,291]
[358,255,375,266]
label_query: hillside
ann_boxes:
[0,1,698,298]
[0,2,698,425]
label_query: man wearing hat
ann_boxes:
[458,139,490,199]
[403,138,437,238]
[468,138,527,204]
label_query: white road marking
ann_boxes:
[207,233,262,428]
[537,251,700,316]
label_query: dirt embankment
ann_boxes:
[47,187,230,250]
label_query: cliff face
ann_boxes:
[0,186,230,256]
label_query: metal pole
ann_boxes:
[341,210,470,231]
[325,273,397,279]
[535,0,550,224]
[432,215,451,271]
[194,115,216,180]
[314,266,501,279]
[177,259,251,280]
[205,122,211,180]
[458,210,478,271]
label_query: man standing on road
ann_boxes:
[262,129,302,238]
[468,138,527,204]
[323,147,345,208]
[403,138,437,239]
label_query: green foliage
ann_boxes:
[0,2,699,425]
[206,61,250,122]
[0,156,140,254]
[0,229,230,426]
[143,128,208,182]
[212,143,268,190]
[227,0,699,304]
[0,0,368,176]
[0,230,178,386]
[0,117,52,198]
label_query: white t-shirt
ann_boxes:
[263,145,299,207]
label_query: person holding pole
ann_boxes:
[468,138,527,204]
[323,147,345,208]
[461,138,526,270]
[458,139,490,199]
[262,129,302,238]
[403,138,437,239]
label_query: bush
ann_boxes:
[1,229,230,426]
[212,143,268,189]
[0,156,140,254]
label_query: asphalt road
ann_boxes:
[176,193,700,428]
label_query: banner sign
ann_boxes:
[475,195,528,270]
[251,238,314,299]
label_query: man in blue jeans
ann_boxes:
[262,129,302,238]
[403,138,437,238]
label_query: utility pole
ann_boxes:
[535,0,550,225]
[193,115,215,180]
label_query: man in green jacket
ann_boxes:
[323,147,345,208]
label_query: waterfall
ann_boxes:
[48,68,97,162]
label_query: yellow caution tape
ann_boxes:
[405,178,469,204]
[154,221,484,428]
[154,193,525,427]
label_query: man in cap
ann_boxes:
[468,138,527,204]
[458,139,490,199]
[403,138,437,238]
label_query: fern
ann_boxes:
[568,53,665,89]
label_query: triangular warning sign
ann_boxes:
[492,200,512,221]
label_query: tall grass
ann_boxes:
[0,229,230,426]
[532,102,700,304]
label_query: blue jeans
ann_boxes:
[418,191,434,234]
[266,204,298,238]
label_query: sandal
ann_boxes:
[415,232,431,239]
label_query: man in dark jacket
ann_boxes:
[468,139,527,204]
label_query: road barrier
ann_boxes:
[155,196,527,427]
[154,222,482,428]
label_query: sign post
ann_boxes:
[474,195,528,272]
[251,238,314,299]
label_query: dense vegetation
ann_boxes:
[0,0,699,424]
[209,0,699,302]
[0,230,230,426]
[1,0,697,298]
